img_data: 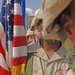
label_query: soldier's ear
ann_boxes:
[60,14,74,42]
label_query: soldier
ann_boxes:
[30,7,43,42]
[42,0,75,74]
[33,18,43,42]
[30,12,43,42]
[26,8,73,75]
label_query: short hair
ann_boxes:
[34,18,43,28]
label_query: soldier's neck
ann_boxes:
[42,40,61,58]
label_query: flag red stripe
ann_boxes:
[0,41,6,60]
[13,36,27,47]
[14,15,24,25]
[0,66,11,75]
[12,56,27,66]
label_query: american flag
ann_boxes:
[0,0,12,75]
[5,0,14,70]
[0,0,27,75]
[12,0,27,75]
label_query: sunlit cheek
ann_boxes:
[73,27,75,46]
[66,69,74,75]
[35,30,40,37]
[28,36,33,41]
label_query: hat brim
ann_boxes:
[42,0,72,40]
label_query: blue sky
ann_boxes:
[0,0,42,11]
[0,0,2,11]
[26,0,42,11]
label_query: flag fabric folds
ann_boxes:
[0,0,27,75]
[0,0,12,75]
[12,0,27,75]
[5,0,14,70]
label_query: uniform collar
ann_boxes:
[36,44,66,62]
[27,41,41,53]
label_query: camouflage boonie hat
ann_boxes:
[30,7,43,28]
[26,29,34,36]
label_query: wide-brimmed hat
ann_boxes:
[42,0,72,40]
[36,7,43,19]
[30,8,43,28]
[30,16,36,27]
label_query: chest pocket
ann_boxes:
[33,56,43,75]
[26,53,44,75]
[54,59,69,75]
[38,57,69,75]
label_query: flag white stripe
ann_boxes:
[13,46,27,58]
[13,26,26,36]
[0,22,5,40]
[14,3,22,15]
[0,53,9,71]
[8,41,12,70]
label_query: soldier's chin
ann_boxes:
[42,31,60,41]
[66,69,74,75]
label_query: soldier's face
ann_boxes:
[34,27,41,38]
[28,35,35,42]
[62,1,75,47]
[70,1,75,46]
